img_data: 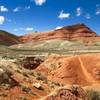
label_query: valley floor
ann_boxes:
[0,51,100,99]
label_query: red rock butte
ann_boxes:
[19,23,100,44]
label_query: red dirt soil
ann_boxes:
[0,54,100,99]
[36,54,100,86]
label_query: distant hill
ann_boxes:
[1,24,100,46]
[10,23,100,50]
[0,30,20,46]
[19,23,100,44]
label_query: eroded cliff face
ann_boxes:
[19,24,100,44]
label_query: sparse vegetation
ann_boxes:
[22,72,29,77]
[20,84,36,96]
[86,90,100,100]
[35,72,47,82]
[19,96,28,100]
[0,93,8,97]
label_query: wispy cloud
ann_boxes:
[95,4,100,15]
[58,10,70,19]
[13,7,21,12]
[34,0,46,6]
[13,6,30,12]
[96,8,100,15]
[0,16,5,24]
[76,7,82,16]
[25,6,31,10]
[14,27,34,32]
[0,6,8,12]
[25,27,34,31]
[85,13,91,19]
[55,26,63,30]
[13,29,18,32]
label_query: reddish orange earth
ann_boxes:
[37,54,100,86]
[19,24,100,44]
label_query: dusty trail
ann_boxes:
[78,56,96,83]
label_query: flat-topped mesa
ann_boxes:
[19,23,99,43]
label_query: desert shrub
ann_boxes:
[19,96,27,100]
[86,90,100,100]
[21,84,36,96]
[50,63,57,69]
[36,72,47,81]
[22,72,29,77]
[16,69,21,73]
[21,85,31,93]
[49,81,60,89]
[71,86,88,99]
[58,62,62,67]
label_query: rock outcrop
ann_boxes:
[22,57,43,69]
[45,86,88,100]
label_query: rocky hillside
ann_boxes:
[0,30,20,46]
[0,54,100,99]
[19,23,100,44]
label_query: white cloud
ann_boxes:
[55,26,63,30]
[58,10,70,19]
[96,8,100,15]
[13,27,33,32]
[0,6,8,12]
[95,4,100,15]
[25,27,34,31]
[85,14,91,19]
[13,7,21,12]
[13,29,18,32]
[0,16,5,24]
[76,7,82,16]
[13,6,30,12]
[25,6,30,10]
[34,0,46,6]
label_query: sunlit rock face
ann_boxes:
[19,23,100,44]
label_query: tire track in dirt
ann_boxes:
[78,56,96,83]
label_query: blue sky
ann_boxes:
[0,0,100,35]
